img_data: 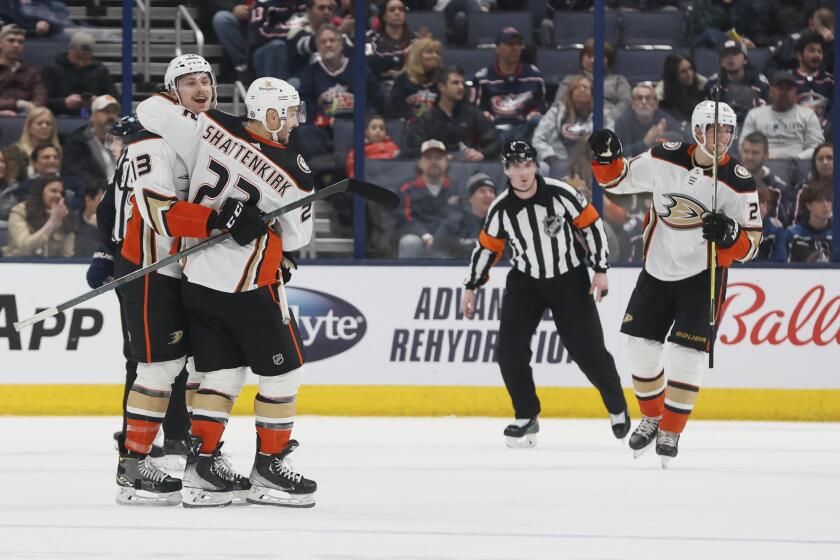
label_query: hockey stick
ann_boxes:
[708,84,721,369]
[14,178,398,331]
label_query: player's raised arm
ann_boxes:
[589,129,656,195]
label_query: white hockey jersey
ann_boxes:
[592,142,762,281]
[120,131,193,279]
[136,94,314,293]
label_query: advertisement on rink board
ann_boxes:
[1,263,838,389]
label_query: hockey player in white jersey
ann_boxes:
[115,54,255,505]
[135,76,317,507]
[589,100,762,466]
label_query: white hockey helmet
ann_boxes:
[164,53,217,108]
[691,99,737,159]
[245,77,307,142]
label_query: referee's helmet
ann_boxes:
[501,140,538,167]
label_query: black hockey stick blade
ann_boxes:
[346,179,400,210]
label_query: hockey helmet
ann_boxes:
[245,77,307,142]
[164,53,217,108]
[691,100,737,159]
[501,140,538,167]
[108,114,143,137]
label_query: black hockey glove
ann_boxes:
[702,211,740,249]
[216,198,266,246]
[86,246,114,288]
[588,129,623,164]
[281,254,297,284]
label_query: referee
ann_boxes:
[461,140,630,448]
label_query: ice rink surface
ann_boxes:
[0,416,838,560]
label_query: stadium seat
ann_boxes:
[20,37,67,69]
[405,11,447,44]
[793,157,812,185]
[2,116,94,146]
[553,10,619,48]
[467,11,533,48]
[765,158,796,185]
[746,48,772,75]
[536,48,582,86]
[614,48,673,85]
[619,11,684,47]
[528,0,548,27]
[445,48,496,79]
[365,159,417,192]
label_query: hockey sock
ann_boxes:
[124,385,171,455]
[185,381,200,418]
[191,389,235,453]
[627,336,665,418]
[254,393,296,454]
[661,344,705,434]
[632,370,665,418]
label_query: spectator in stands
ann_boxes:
[367,0,414,83]
[792,141,832,223]
[287,0,340,76]
[614,82,684,158]
[434,172,496,259]
[473,27,546,144]
[703,40,769,125]
[533,75,609,172]
[553,39,630,123]
[3,175,74,257]
[0,24,46,115]
[396,139,462,258]
[61,95,120,189]
[741,70,825,159]
[791,31,834,128]
[755,185,788,262]
[754,0,833,48]
[211,3,252,83]
[739,131,795,225]
[766,7,834,74]
[2,106,59,182]
[387,36,441,121]
[407,65,500,160]
[684,0,759,48]
[346,114,400,177]
[296,24,383,159]
[0,148,18,222]
[786,182,833,263]
[656,53,708,126]
[0,0,69,37]
[74,184,103,257]
[42,32,121,117]
[251,1,307,82]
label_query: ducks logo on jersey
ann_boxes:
[658,193,709,229]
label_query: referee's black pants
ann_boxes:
[496,266,627,419]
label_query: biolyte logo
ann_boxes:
[287,287,366,362]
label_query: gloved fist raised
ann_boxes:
[86,247,114,288]
[588,129,623,164]
[702,211,739,248]
[216,198,266,246]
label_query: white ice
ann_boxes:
[0,417,838,560]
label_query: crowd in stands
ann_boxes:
[0,0,835,264]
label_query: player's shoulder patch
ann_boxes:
[718,159,757,193]
[297,154,311,174]
[651,142,691,170]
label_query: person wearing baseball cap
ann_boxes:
[740,69,825,159]
[434,172,498,258]
[703,38,769,124]
[62,94,122,188]
[42,31,120,116]
[396,138,463,258]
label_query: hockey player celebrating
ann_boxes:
[460,140,629,448]
[135,76,317,507]
[589,100,762,467]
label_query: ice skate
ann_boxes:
[248,439,317,508]
[504,417,539,448]
[214,447,253,505]
[609,409,631,439]
[113,430,164,457]
[181,437,235,508]
[115,453,182,506]
[151,437,189,476]
[628,416,660,458]
[656,430,680,469]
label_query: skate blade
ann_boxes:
[631,440,655,459]
[505,433,537,448]
[246,485,316,508]
[660,456,671,469]
[181,487,232,508]
[231,489,252,506]
[116,487,181,507]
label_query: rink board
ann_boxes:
[1,263,839,419]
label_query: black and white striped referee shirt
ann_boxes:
[466,175,609,288]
